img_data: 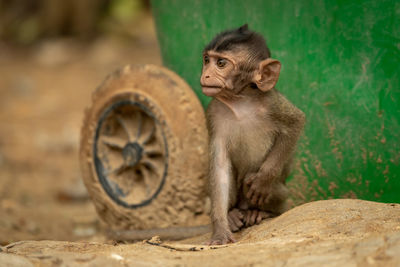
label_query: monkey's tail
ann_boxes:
[107,225,211,241]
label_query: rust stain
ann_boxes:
[312,179,328,198]
[314,159,327,177]
[327,120,343,168]
[347,176,357,184]
[328,182,338,196]
[287,156,314,207]
[341,191,358,199]
[361,148,367,165]
[383,165,389,175]
[323,102,334,106]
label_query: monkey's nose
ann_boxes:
[205,75,210,78]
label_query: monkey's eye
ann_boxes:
[216,58,227,68]
[204,55,210,64]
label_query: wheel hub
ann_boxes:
[122,142,143,167]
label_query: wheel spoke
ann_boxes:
[116,115,133,141]
[142,160,160,176]
[101,136,125,149]
[142,124,156,145]
[140,167,152,196]
[135,111,143,140]
[105,164,126,176]
[145,149,163,158]
[144,141,163,157]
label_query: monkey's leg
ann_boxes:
[257,163,291,216]
[209,175,236,245]
[208,141,236,245]
[261,182,290,215]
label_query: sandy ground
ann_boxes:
[1,199,400,266]
[1,14,400,267]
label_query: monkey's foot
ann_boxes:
[208,229,236,245]
[228,208,244,232]
[243,210,272,227]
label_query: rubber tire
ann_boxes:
[80,64,208,230]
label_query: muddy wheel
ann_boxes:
[80,65,208,230]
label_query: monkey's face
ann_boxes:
[200,51,238,97]
[201,49,282,97]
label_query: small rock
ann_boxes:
[148,235,162,244]
[26,221,40,235]
[57,178,89,203]
[73,226,97,237]
[110,253,124,261]
[74,254,96,263]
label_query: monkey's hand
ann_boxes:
[245,169,279,206]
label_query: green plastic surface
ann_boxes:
[151,0,400,203]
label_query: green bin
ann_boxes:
[151,0,400,204]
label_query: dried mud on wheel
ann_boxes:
[80,64,209,230]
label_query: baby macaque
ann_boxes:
[107,24,304,245]
[201,24,305,245]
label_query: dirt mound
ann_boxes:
[2,199,399,266]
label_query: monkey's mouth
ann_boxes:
[201,86,222,96]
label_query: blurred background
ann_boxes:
[0,0,161,244]
[0,0,399,246]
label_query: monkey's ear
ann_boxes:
[238,24,249,33]
[254,59,281,92]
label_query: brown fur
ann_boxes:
[108,25,305,244]
[202,25,305,245]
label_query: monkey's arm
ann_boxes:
[261,107,305,175]
[247,97,305,205]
